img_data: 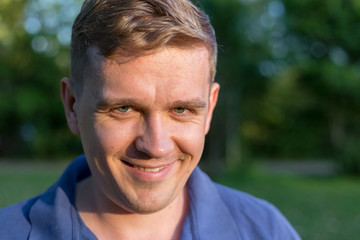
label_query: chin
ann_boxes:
[110,188,176,215]
[123,199,172,215]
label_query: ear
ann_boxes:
[61,77,80,135]
[205,82,220,134]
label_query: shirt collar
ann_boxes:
[181,167,241,240]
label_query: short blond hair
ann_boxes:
[71,0,217,95]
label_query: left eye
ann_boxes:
[117,106,131,112]
[174,108,186,114]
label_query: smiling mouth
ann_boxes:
[121,160,168,173]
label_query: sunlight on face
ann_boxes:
[75,46,219,214]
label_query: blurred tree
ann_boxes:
[201,0,283,169]
[279,0,360,174]
[201,0,360,175]
[0,0,82,159]
[234,0,360,174]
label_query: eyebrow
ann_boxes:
[167,100,207,110]
[96,98,207,110]
[96,98,144,110]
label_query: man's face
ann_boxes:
[63,46,219,214]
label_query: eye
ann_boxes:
[117,106,131,112]
[174,107,186,114]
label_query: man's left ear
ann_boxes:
[205,82,220,134]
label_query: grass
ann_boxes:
[213,167,360,240]
[1,161,359,239]
[0,161,68,207]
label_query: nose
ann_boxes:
[135,115,175,158]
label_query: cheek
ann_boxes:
[174,126,206,160]
[94,121,136,154]
[79,116,135,158]
[82,121,136,183]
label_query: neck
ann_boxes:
[76,177,189,240]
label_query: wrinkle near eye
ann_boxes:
[94,116,113,128]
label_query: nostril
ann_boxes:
[133,118,175,158]
[125,142,154,160]
[134,135,174,158]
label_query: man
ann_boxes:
[0,0,301,239]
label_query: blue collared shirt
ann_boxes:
[0,155,301,239]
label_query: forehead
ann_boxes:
[85,46,211,90]
[87,45,210,74]
[81,46,212,107]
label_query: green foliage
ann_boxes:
[275,0,360,173]
[202,0,360,174]
[0,0,82,158]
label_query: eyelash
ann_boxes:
[110,106,134,116]
[172,108,200,117]
[173,107,187,114]
[110,106,197,118]
[116,106,131,113]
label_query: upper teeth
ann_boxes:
[134,165,166,172]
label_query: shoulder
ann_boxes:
[0,155,90,239]
[214,182,301,239]
[0,197,38,239]
[215,182,278,216]
[187,168,301,239]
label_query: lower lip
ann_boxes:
[123,161,175,181]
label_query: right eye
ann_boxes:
[173,107,187,114]
[116,106,131,113]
